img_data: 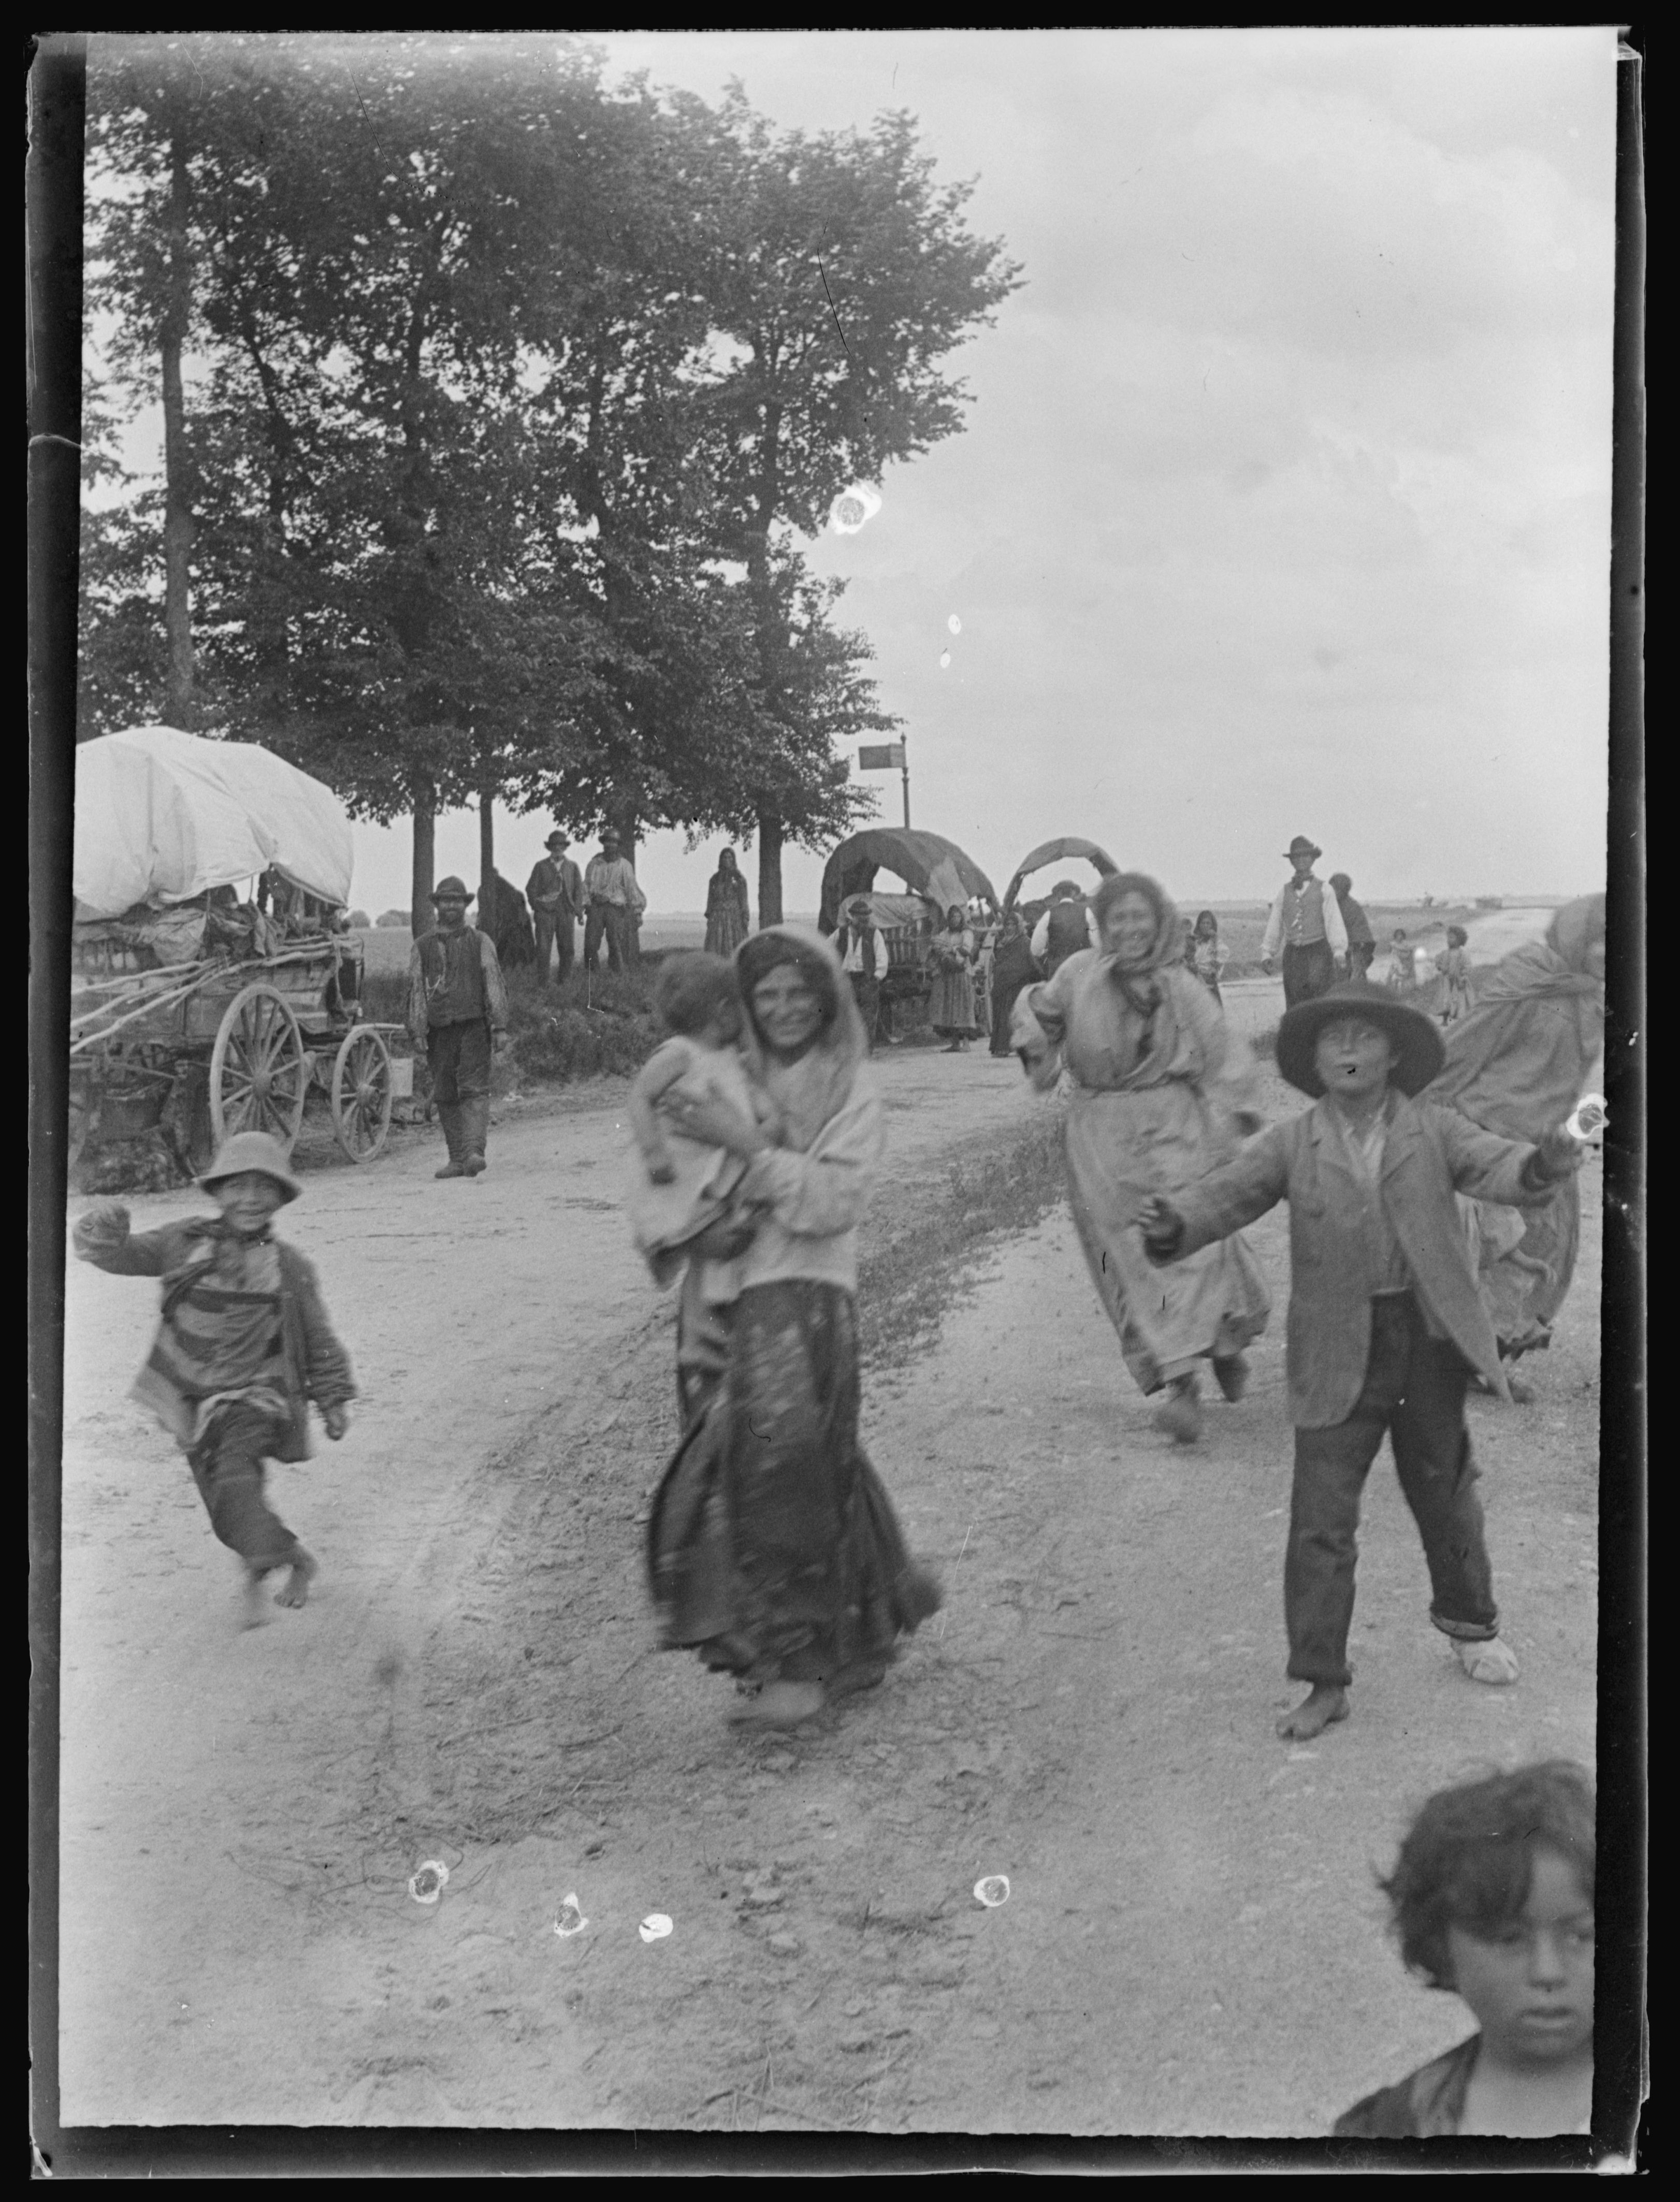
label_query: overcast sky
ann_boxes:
[103,28,1620,918]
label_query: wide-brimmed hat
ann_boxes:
[1284,836,1322,862]
[544,831,569,849]
[1276,979,1445,1097]
[431,875,470,902]
[197,1129,302,1203]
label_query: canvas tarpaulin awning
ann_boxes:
[73,725,354,920]
[818,829,997,932]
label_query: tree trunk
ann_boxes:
[756,812,784,929]
[161,122,196,729]
[479,781,496,938]
[410,776,435,937]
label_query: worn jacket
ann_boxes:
[73,1215,355,1461]
[1333,2035,1481,2139]
[1161,1094,1562,1426]
[526,856,584,918]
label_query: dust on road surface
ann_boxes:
[57,989,1600,2133]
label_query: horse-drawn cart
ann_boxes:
[69,725,399,1184]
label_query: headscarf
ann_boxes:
[1089,872,1184,1016]
[1424,895,1605,1141]
[735,924,870,1152]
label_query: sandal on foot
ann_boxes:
[1454,1635,1519,1685]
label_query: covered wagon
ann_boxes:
[817,828,1001,1031]
[69,726,400,1181]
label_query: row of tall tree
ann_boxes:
[80,34,1019,925]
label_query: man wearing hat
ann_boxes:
[583,830,647,975]
[526,831,585,989]
[834,894,885,1050]
[406,876,511,1178]
[1139,981,1584,1744]
[1261,837,1349,1004]
[71,1131,356,1626]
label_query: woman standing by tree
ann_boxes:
[645,926,941,1727]
[1011,873,1271,1444]
[703,847,751,958]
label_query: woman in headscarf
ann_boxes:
[988,908,1038,1055]
[703,847,751,959]
[1190,910,1229,1004]
[1011,873,1272,1444]
[926,903,981,1051]
[1423,896,1606,1392]
[646,926,942,1727]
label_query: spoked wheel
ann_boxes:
[331,1025,393,1163]
[209,983,308,1155]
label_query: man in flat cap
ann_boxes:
[406,877,511,1178]
[527,831,584,989]
[1261,835,1348,1005]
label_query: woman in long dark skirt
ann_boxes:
[988,909,1038,1054]
[646,925,942,1727]
[703,846,751,958]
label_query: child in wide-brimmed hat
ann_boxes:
[1139,981,1583,1743]
[73,1131,356,1626]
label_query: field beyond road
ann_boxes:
[57,984,1599,2134]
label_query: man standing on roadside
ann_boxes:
[527,831,584,988]
[584,831,647,974]
[1329,872,1377,978]
[1030,881,1098,974]
[1261,835,1348,1005]
[835,894,884,1050]
[407,877,511,1179]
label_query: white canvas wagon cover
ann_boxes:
[73,725,354,920]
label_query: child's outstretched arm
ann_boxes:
[1140,1125,1291,1262]
[71,1204,201,1276]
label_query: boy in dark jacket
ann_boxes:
[1140,982,1583,1741]
[73,1131,356,1626]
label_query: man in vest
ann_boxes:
[1261,836,1349,1005]
[1030,880,1099,974]
[405,877,511,1180]
[526,831,585,988]
[583,831,647,974]
[835,894,885,1050]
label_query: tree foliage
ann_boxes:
[80,35,1020,910]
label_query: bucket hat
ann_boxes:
[1284,836,1322,862]
[431,876,470,902]
[1275,979,1445,1098]
[197,1129,303,1203]
[545,831,569,849]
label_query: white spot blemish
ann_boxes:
[974,1875,1011,1908]
[939,651,951,670]
[639,1913,674,1942]
[554,1893,587,1937]
[830,484,882,535]
[948,615,962,634]
[408,1860,450,1905]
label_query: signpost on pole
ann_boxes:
[858,740,910,827]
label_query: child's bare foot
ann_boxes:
[1275,1684,1349,1741]
[241,1566,271,1630]
[273,1549,318,1610]
[728,1680,825,1727]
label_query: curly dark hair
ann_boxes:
[653,952,741,1038]
[1379,1761,1595,1991]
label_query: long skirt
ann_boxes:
[1471,1176,1582,1358]
[990,979,1028,1054]
[648,1280,941,1685]
[929,964,980,1038]
[1064,1082,1271,1395]
[704,900,749,958]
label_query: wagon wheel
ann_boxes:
[209,983,308,1155]
[331,1025,393,1163]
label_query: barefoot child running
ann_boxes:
[72,1131,355,1626]
[1335,1761,1595,2138]
[1139,980,1584,1742]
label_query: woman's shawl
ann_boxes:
[1425,895,1605,1142]
[737,923,870,1153]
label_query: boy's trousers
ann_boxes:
[188,1402,302,1572]
[1286,1292,1499,1688]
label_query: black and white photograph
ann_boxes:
[30,26,1641,2164]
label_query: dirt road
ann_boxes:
[57,990,1599,2133]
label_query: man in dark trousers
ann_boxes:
[1261,835,1349,1004]
[835,894,885,1049]
[1330,871,1377,977]
[527,831,584,988]
[406,876,511,1179]
[583,831,647,973]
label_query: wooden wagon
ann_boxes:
[69,924,401,1184]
